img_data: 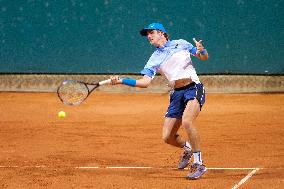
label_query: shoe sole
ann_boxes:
[177,152,193,170]
[186,168,207,180]
[178,162,190,170]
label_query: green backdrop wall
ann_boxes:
[0,0,283,74]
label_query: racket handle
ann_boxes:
[98,79,111,86]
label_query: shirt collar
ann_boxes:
[157,40,171,51]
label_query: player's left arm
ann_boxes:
[192,38,209,60]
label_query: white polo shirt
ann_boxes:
[141,39,201,86]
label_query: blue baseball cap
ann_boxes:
[140,23,167,36]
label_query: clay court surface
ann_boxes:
[0,92,283,189]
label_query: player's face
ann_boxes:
[146,30,164,47]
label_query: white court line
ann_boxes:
[106,166,152,169]
[0,166,19,168]
[76,166,158,169]
[208,167,260,170]
[75,166,261,170]
[75,166,152,169]
[75,166,99,169]
[1,165,261,170]
[75,166,153,169]
[231,168,260,189]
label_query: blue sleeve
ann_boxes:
[177,39,197,55]
[189,46,198,55]
[140,68,156,78]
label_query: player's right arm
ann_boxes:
[136,75,152,88]
[110,75,152,88]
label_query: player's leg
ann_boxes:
[182,99,201,155]
[164,89,194,169]
[182,99,206,180]
[163,117,193,169]
[164,89,192,148]
[162,117,182,147]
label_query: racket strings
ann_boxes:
[58,81,89,105]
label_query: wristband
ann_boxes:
[200,49,207,55]
[122,78,136,87]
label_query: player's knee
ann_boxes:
[162,134,173,144]
[182,120,193,130]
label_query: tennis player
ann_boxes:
[110,23,209,180]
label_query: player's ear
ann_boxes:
[158,31,164,37]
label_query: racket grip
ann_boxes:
[98,79,111,86]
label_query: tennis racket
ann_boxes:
[57,79,111,106]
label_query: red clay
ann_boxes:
[0,92,283,188]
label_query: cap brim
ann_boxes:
[140,29,149,36]
[140,28,166,36]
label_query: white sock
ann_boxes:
[183,141,192,151]
[193,151,203,164]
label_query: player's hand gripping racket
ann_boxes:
[57,79,111,105]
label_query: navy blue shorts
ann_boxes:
[165,83,205,119]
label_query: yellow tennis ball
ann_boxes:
[58,111,66,118]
